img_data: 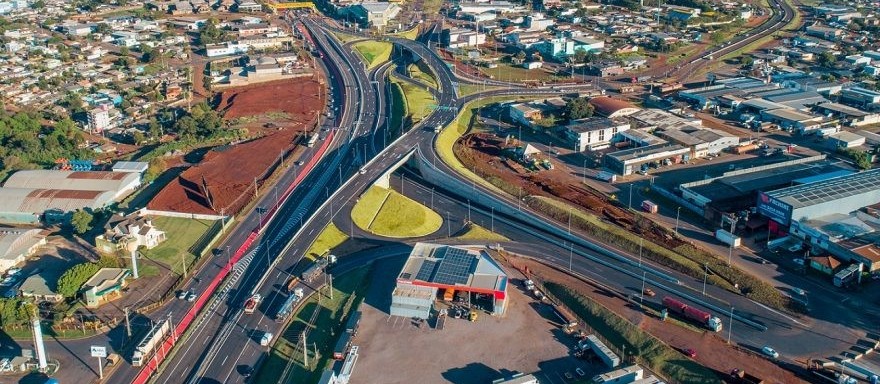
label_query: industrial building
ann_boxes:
[588,96,641,118]
[603,143,689,175]
[3,170,141,200]
[0,169,142,224]
[390,243,508,319]
[0,228,46,274]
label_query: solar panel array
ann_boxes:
[771,169,880,208]
[432,247,476,285]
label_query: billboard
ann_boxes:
[756,192,793,226]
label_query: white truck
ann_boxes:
[132,319,171,366]
[260,332,274,346]
[715,229,741,247]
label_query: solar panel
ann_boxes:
[432,247,476,286]
[415,260,436,282]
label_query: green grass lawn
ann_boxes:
[546,283,722,384]
[408,61,438,89]
[351,186,442,238]
[332,31,364,44]
[352,40,393,69]
[390,74,435,122]
[456,83,501,97]
[455,222,509,241]
[303,223,349,262]
[391,26,419,40]
[254,265,371,384]
[388,81,406,136]
[480,64,556,82]
[141,216,217,275]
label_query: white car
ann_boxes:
[762,346,779,359]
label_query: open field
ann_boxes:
[352,40,393,69]
[141,216,217,275]
[148,78,323,215]
[481,64,556,82]
[303,223,349,262]
[351,186,442,238]
[253,265,371,384]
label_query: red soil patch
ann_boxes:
[147,78,323,215]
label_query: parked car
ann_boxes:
[575,368,586,377]
[5,268,22,277]
[761,346,779,359]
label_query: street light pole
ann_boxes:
[728,244,733,265]
[727,306,734,344]
[675,206,681,235]
[702,264,708,295]
[640,271,646,304]
[583,159,587,184]
[628,184,633,209]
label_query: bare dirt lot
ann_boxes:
[510,255,803,384]
[148,77,324,215]
[354,256,596,384]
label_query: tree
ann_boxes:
[573,48,588,64]
[131,131,145,145]
[148,118,162,138]
[710,31,726,45]
[70,209,93,234]
[817,51,836,67]
[144,157,166,182]
[565,97,594,120]
[199,18,224,45]
[56,262,101,299]
[119,46,130,56]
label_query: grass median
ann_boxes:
[351,186,442,238]
[408,61,438,89]
[303,223,349,262]
[545,283,722,384]
[390,74,434,123]
[455,222,509,241]
[255,265,372,384]
[352,40,393,69]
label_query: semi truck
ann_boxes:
[286,276,300,293]
[243,293,262,314]
[596,171,617,183]
[132,319,171,367]
[332,331,352,360]
[592,365,643,384]
[301,254,337,283]
[662,297,723,332]
[715,229,741,247]
[274,288,304,322]
[641,200,658,214]
[579,334,620,369]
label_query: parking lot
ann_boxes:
[353,256,599,384]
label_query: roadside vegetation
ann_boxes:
[390,74,435,123]
[407,61,438,89]
[255,265,372,384]
[351,186,442,238]
[352,40,393,69]
[455,222,509,241]
[304,223,349,262]
[390,26,419,40]
[545,283,722,384]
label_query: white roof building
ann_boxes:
[3,170,141,200]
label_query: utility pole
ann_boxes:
[569,242,573,272]
[628,184,633,209]
[640,271,646,304]
[491,207,495,232]
[124,307,132,338]
[675,206,681,235]
[702,264,708,295]
[301,334,308,367]
[727,306,734,344]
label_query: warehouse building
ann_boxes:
[0,189,116,224]
[603,143,689,175]
[0,228,46,275]
[390,243,508,319]
[758,169,880,230]
[3,170,141,200]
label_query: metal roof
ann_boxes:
[768,169,880,209]
[0,188,115,215]
[3,170,139,193]
[398,243,507,294]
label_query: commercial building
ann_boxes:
[441,28,486,48]
[82,268,131,307]
[0,228,45,274]
[390,243,508,319]
[562,117,630,151]
[588,97,640,118]
[205,35,293,57]
[604,143,689,176]
[349,2,401,28]
[757,169,880,228]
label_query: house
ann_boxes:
[810,255,842,275]
[19,274,63,303]
[82,268,131,308]
[805,24,843,40]
[562,117,630,151]
[96,213,166,254]
[845,55,872,67]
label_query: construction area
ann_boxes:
[147,77,324,215]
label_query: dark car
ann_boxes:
[684,348,697,358]
[242,366,254,378]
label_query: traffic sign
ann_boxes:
[90,346,107,358]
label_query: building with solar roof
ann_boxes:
[757,169,880,228]
[390,243,508,319]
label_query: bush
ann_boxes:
[56,257,117,299]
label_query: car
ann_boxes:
[5,268,21,277]
[242,365,254,378]
[793,288,806,296]
[792,258,805,266]
[575,368,586,377]
[359,167,366,174]
[684,348,697,358]
[761,346,779,359]
[563,372,574,380]
[643,288,656,297]
[211,248,224,257]
[186,291,197,302]
[178,290,188,300]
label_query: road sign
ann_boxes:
[90,346,107,358]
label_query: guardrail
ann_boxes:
[131,128,337,384]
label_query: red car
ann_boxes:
[684,348,697,358]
